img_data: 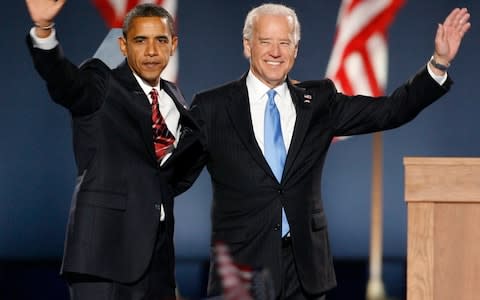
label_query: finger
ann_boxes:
[455,9,469,27]
[460,22,472,37]
[453,11,470,36]
[435,23,444,45]
[443,9,466,36]
[452,8,466,24]
[54,0,66,9]
[459,11,471,26]
[453,11,466,32]
[443,8,461,27]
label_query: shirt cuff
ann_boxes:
[427,61,448,86]
[29,27,58,50]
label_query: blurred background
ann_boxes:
[1,0,478,299]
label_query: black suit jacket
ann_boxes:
[190,67,452,296]
[27,37,203,284]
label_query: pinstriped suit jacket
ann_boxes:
[190,67,451,296]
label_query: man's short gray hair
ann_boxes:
[242,3,301,45]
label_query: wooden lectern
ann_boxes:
[404,157,480,300]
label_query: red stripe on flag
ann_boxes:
[336,67,354,95]
[329,0,404,96]
[348,3,402,95]
[346,0,364,14]
[92,0,118,28]
[326,0,404,141]
[92,0,166,28]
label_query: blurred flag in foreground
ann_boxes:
[214,242,274,300]
[325,0,404,141]
[91,0,178,82]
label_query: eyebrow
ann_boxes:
[132,34,170,40]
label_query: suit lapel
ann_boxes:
[282,80,313,182]
[113,62,202,167]
[161,80,201,167]
[226,76,276,179]
[113,61,157,162]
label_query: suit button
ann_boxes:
[277,189,283,194]
[274,224,281,231]
[154,204,161,210]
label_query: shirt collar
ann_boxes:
[246,70,288,104]
[132,72,161,98]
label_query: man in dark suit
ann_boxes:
[25,0,203,299]
[189,3,471,299]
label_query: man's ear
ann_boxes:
[171,36,178,56]
[118,37,127,57]
[243,38,251,59]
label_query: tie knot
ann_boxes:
[267,89,276,101]
[150,88,159,103]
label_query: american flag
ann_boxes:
[215,242,253,300]
[214,242,274,300]
[325,0,404,141]
[91,0,179,82]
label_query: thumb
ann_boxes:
[435,23,444,44]
[434,23,448,57]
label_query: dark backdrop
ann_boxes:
[1,0,478,298]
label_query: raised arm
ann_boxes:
[430,7,471,75]
[25,0,66,38]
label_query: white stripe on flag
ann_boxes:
[325,0,404,141]
[106,0,127,19]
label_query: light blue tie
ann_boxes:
[264,89,290,237]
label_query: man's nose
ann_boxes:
[146,41,158,56]
[269,43,281,57]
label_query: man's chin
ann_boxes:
[140,73,161,85]
[265,76,287,87]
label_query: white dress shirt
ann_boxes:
[247,71,297,154]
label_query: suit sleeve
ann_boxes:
[26,35,109,116]
[170,93,209,196]
[324,66,452,136]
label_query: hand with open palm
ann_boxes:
[25,0,66,36]
[432,8,471,72]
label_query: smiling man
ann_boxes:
[187,3,470,299]
[25,0,203,299]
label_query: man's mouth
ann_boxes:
[266,61,281,66]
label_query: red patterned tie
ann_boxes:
[150,88,175,161]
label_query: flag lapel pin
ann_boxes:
[304,94,312,104]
